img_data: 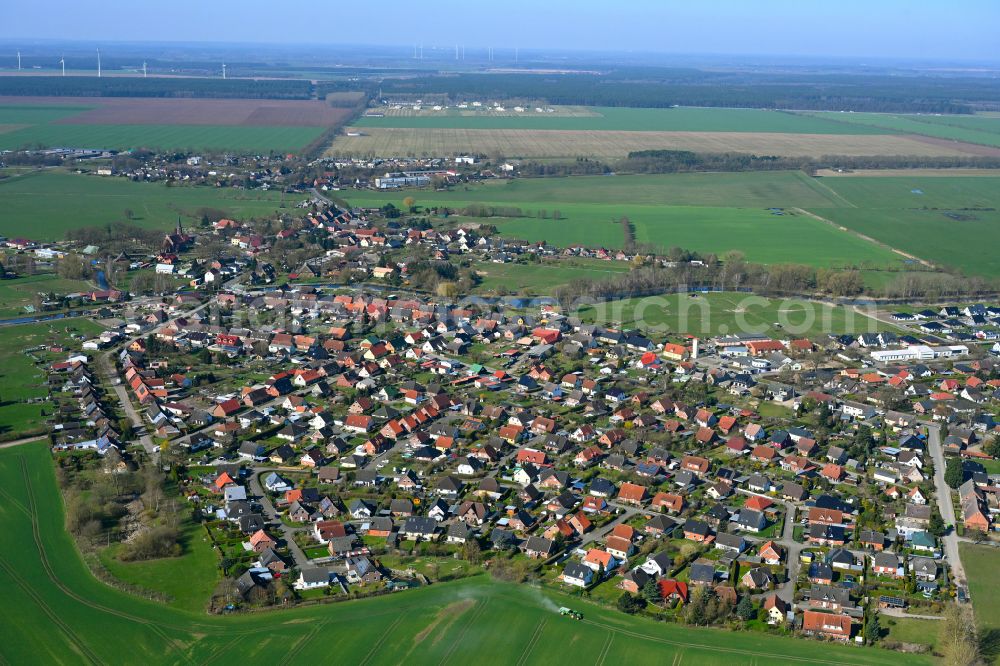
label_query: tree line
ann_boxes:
[552,249,1000,304]
[515,151,1000,177]
[376,70,1000,113]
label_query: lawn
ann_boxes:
[356,106,893,134]
[882,616,939,650]
[0,170,307,241]
[576,291,897,338]
[0,319,106,439]
[0,441,921,665]
[345,172,903,268]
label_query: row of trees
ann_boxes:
[379,71,993,113]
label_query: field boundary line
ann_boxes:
[794,208,936,268]
[514,617,548,666]
[13,455,230,642]
[794,171,857,207]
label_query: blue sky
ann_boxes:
[2,0,997,61]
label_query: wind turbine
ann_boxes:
[59,56,65,76]
[16,50,21,71]
[222,63,227,79]
[97,48,101,77]
[142,61,147,78]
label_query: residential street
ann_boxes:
[926,423,967,587]
[737,488,801,604]
[248,467,309,566]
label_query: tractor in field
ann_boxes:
[558,607,583,620]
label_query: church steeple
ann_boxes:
[176,216,183,236]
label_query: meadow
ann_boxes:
[958,543,1000,664]
[0,273,95,318]
[346,172,903,268]
[0,170,307,240]
[471,258,632,295]
[348,170,1000,278]
[575,291,895,337]
[0,319,106,439]
[810,174,1000,277]
[0,440,924,665]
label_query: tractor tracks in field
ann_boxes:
[515,617,548,666]
[577,617,862,665]
[439,599,489,666]
[13,455,226,651]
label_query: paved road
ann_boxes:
[579,502,639,548]
[98,277,242,460]
[879,608,943,621]
[248,468,309,567]
[926,423,967,587]
[0,435,46,450]
[736,488,802,604]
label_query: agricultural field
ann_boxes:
[346,172,903,269]
[0,170,307,241]
[0,96,359,153]
[805,111,1000,148]
[575,291,896,338]
[349,170,1000,278]
[356,106,892,133]
[0,440,923,665]
[959,543,1000,664]
[329,127,982,160]
[331,104,1000,159]
[0,319,105,439]
[808,174,1000,277]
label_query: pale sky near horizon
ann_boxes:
[2,0,997,62]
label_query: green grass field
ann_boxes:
[0,104,325,153]
[357,106,894,134]
[0,319,106,438]
[471,258,631,295]
[98,520,220,614]
[882,616,939,650]
[348,172,903,268]
[0,441,924,665]
[0,170,307,241]
[576,291,895,337]
[809,175,1000,277]
[0,273,94,318]
[959,543,1000,663]
[806,111,1000,148]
